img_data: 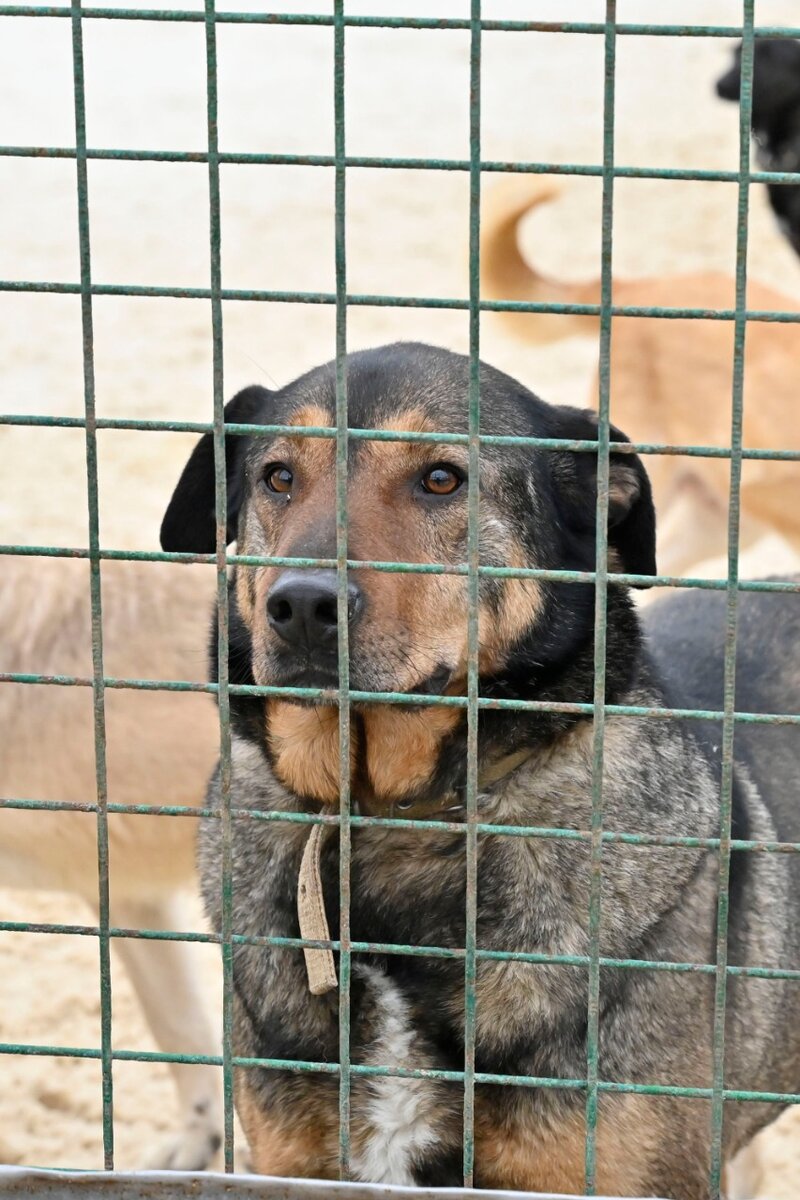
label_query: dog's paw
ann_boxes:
[143,1126,223,1173]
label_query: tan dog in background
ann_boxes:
[0,556,222,1170]
[481,177,800,578]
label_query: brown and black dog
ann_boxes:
[161,343,800,1198]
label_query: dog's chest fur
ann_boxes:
[199,713,726,1185]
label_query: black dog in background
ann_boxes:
[717,39,800,257]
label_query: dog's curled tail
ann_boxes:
[480,176,601,344]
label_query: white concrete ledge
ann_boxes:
[0,1169,665,1200]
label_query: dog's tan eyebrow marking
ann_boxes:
[289,404,333,430]
[359,409,470,474]
[378,408,437,434]
[264,404,336,478]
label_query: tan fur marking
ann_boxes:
[477,542,543,673]
[260,403,336,491]
[376,409,437,434]
[268,700,461,805]
[289,404,332,430]
[267,702,358,804]
[359,408,469,478]
[237,1075,338,1178]
[362,704,462,800]
[289,405,336,476]
[479,580,542,671]
[236,563,256,627]
[353,563,467,684]
[476,1096,657,1194]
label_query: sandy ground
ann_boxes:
[1,0,799,1191]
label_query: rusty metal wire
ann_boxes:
[0,3,798,1196]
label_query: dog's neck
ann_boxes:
[263,589,643,810]
[264,699,540,816]
[226,583,644,812]
[264,700,463,813]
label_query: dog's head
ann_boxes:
[717,39,800,133]
[162,343,655,804]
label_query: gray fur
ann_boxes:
[198,590,800,1196]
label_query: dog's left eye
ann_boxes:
[264,464,293,494]
[420,465,464,496]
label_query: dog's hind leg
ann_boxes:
[110,894,224,1171]
[724,1142,762,1200]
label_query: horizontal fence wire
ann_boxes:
[4,796,800,856]
[0,1040,798,1108]
[4,282,800,323]
[5,545,800,595]
[4,918,800,983]
[1,7,800,38]
[3,669,799,725]
[2,1,800,1192]
[4,145,800,189]
[4,421,800,464]
[3,796,800,860]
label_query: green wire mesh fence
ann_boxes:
[1,1,800,1197]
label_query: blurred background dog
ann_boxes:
[717,38,800,258]
[0,557,222,1170]
[479,176,800,580]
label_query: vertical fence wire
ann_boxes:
[584,1,617,1191]
[333,0,352,1179]
[70,0,115,1168]
[462,0,482,1186]
[709,2,754,1192]
[3,6,797,1190]
[204,0,235,1171]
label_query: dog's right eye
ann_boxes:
[264,464,293,494]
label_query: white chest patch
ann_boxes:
[351,965,437,1185]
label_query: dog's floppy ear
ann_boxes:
[550,406,657,580]
[160,385,272,553]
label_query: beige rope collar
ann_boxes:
[297,745,535,995]
[297,822,339,995]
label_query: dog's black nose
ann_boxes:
[266,569,362,651]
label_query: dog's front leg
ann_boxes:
[111,894,224,1171]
